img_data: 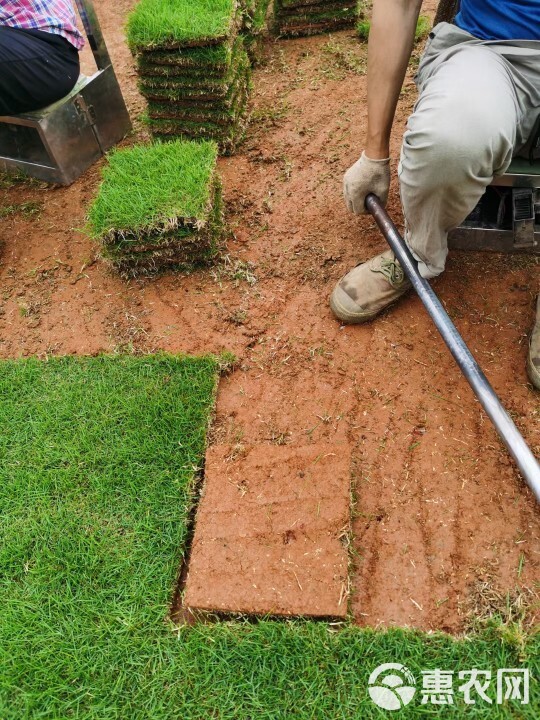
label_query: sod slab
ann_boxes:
[278,0,357,11]
[143,64,250,110]
[137,60,230,80]
[242,0,272,60]
[275,0,358,35]
[137,40,251,152]
[138,35,247,81]
[138,47,250,97]
[145,93,248,128]
[139,36,235,70]
[100,182,225,276]
[146,97,246,123]
[147,81,250,124]
[88,140,227,272]
[149,117,249,155]
[242,0,271,28]
[127,0,240,51]
[89,140,220,237]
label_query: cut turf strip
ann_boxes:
[184,444,351,617]
[88,140,225,276]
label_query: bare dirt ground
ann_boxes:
[184,444,352,618]
[0,1,538,632]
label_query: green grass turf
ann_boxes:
[242,0,271,29]
[0,359,537,717]
[0,354,220,718]
[1,610,538,718]
[88,140,219,240]
[100,176,223,247]
[127,0,238,51]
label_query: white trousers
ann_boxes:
[399,23,540,278]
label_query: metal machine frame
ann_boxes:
[0,0,131,185]
[448,158,540,255]
[435,0,540,255]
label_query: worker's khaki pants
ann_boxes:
[399,23,540,278]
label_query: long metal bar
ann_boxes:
[365,192,540,504]
[73,0,111,70]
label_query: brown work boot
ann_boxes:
[330,249,412,324]
[527,295,540,390]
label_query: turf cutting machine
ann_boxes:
[0,0,131,185]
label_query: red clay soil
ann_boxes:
[0,1,538,632]
[184,444,351,617]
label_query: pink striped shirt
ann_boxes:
[0,1,84,50]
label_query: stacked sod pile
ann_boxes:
[127,0,251,153]
[274,0,358,36]
[88,140,225,275]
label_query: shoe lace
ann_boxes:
[373,255,406,287]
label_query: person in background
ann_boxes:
[330,0,540,388]
[0,0,84,115]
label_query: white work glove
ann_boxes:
[343,152,390,215]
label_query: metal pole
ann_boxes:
[365,192,540,504]
[74,0,112,71]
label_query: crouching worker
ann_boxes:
[331,0,540,388]
[0,1,84,115]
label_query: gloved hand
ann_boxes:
[343,152,390,215]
